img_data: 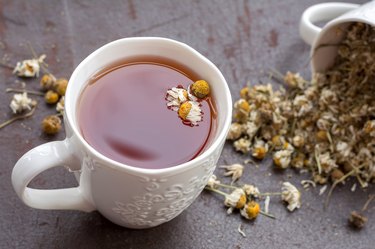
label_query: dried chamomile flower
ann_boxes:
[44,90,59,104]
[242,184,260,198]
[316,130,328,142]
[233,138,251,153]
[54,78,68,96]
[271,135,286,150]
[240,86,250,100]
[363,120,375,137]
[56,96,65,114]
[227,122,243,140]
[318,152,337,174]
[336,141,352,158]
[240,201,260,220]
[282,141,294,152]
[330,168,344,182]
[291,153,305,169]
[313,173,328,185]
[9,92,36,114]
[349,211,368,229]
[251,139,268,160]
[319,88,337,105]
[234,99,250,122]
[292,135,305,148]
[224,188,247,214]
[284,71,306,89]
[178,101,202,125]
[42,115,62,135]
[220,163,244,183]
[166,87,188,111]
[178,101,192,120]
[190,80,210,99]
[273,150,293,169]
[281,182,301,212]
[293,95,313,117]
[40,74,56,90]
[244,121,259,140]
[13,54,46,77]
[206,174,220,189]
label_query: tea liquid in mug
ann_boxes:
[78,59,214,169]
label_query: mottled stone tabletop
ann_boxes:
[0,0,374,248]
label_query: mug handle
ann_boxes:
[299,2,360,46]
[11,140,95,212]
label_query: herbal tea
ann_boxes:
[78,59,215,169]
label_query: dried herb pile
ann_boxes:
[228,22,375,187]
[222,23,375,227]
[0,45,67,134]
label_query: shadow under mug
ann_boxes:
[11,37,232,228]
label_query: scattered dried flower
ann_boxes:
[40,73,56,90]
[13,54,46,77]
[56,96,65,114]
[54,78,68,96]
[348,211,367,229]
[44,90,59,104]
[242,184,260,198]
[41,115,61,135]
[273,150,292,169]
[284,71,306,89]
[206,174,221,189]
[281,182,301,212]
[9,92,36,114]
[240,201,260,220]
[251,139,269,160]
[220,164,244,183]
[292,135,305,148]
[224,188,247,214]
[233,138,251,154]
[234,99,250,122]
[227,122,243,140]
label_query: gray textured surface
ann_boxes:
[0,0,374,248]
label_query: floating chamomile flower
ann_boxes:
[166,87,188,111]
[190,80,210,99]
[178,101,202,125]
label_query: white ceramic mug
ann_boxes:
[299,1,375,72]
[11,37,232,229]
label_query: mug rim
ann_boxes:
[65,37,232,175]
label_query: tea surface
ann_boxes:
[78,62,213,169]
